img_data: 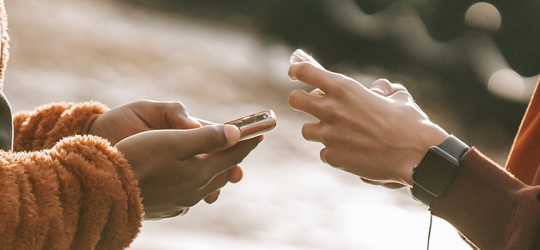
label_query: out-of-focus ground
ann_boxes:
[4,0,523,249]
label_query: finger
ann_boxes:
[228,165,243,183]
[164,102,202,129]
[152,207,189,220]
[302,122,322,142]
[320,148,328,164]
[194,118,218,126]
[288,89,324,117]
[171,125,241,158]
[389,90,413,104]
[370,79,408,97]
[310,88,326,96]
[288,62,342,95]
[132,100,201,129]
[389,83,408,94]
[201,171,231,200]
[370,79,393,96]
[204,190,220,204]
[198,136,260,176]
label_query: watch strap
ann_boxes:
[437,135,469,162]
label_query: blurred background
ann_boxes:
[5,0,539,249]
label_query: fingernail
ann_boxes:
[290,49,310,64]
[290,49,325,69]
[258,135,265,143]
[223,125,241,143]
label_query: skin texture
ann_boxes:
[288,62,448,187]
[89,100,259,219]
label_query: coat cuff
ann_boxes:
[430,148,525,250]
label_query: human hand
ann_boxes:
[89,100,202,145]
[116,125,261,220]
[361,79,416,189]
[288,63,448,187]
[89,100,244,204]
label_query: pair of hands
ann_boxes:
[88,101,261,220]
[288,62,449,188]
[88,60,444,219]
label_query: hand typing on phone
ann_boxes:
[89,100,264,219]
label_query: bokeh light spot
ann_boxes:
[488,69,525,101]
[465,2,501,31]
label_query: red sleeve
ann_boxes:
[430,148,540,249]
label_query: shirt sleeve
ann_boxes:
[0,135,143,250]
[12,102,109,152]
[430,148,540,250]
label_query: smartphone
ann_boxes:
[225,110,277,141]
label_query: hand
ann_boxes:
[89,100,240,204]
[361,79,413,189]
[89,100,201,145]
[116,125,261,220]
[288,62,448,187]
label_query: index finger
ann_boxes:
[288,62,364,96]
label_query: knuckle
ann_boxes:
[320,148,336,165]
[371,78,392,87]
[319,126,338,146]
[130,99,150,108]
[318,103,338,121]
[391,83,408,93]
[301,124,312,139]
[204,126,226,145]
[391,90,412,101]
[167,101,187,112]
[160,101,188,117]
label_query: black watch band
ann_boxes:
[412,135,469,206]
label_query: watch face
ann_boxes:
[413,147,459,197]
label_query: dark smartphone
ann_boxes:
[225,110,277,141]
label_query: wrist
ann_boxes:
[84,113,102,135]
[411,134,470,206]
[399,123,449,187]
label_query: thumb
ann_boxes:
[174,125,241,157]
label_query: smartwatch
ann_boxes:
[412,135,469,206]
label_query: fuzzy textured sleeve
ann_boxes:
[12,102,109,152]
[0,135,143,250]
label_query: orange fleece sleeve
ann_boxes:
[0,135,143,250]
[12,102,109,152]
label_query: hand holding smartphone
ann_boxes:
[225,110,277,141]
